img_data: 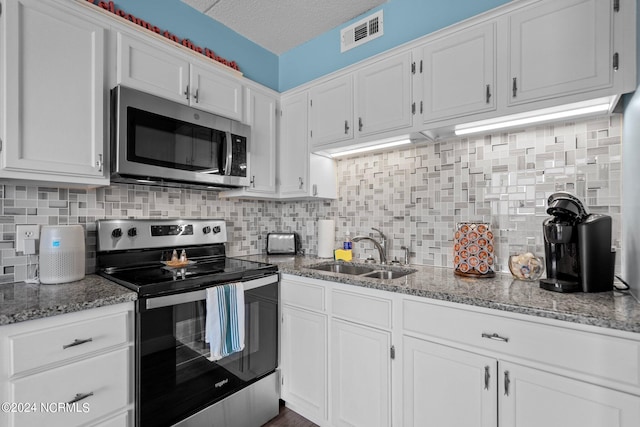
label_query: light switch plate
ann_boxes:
[16,224,40,254]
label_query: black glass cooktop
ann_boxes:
[99,257,277,297]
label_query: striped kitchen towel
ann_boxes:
[205,282,245,361]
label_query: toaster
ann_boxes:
[266,232,300,255]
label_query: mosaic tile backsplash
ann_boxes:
[0,115,622,283]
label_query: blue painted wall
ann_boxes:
[279,0,511,91]
[104,0,279,90]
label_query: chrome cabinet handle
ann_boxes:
[250,175,255,188]
[481,332,509,343]
[298,177,304,189]
[512,78,517,97]
[62,338,93,350]
[345,120,349,134]
[484,365,490,390]
[358,117,363,132]
[486,84,491,104]
[194,88,199,103]
[504,370,511,396]
[184,84,190,100]
[67,392,94,404]
[95,154,103,172]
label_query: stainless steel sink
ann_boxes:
[308,262,416,280]
[361,270,413,280]
[309,263,375,275]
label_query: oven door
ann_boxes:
[136,275,278,427]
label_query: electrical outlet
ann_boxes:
[16,224,40,254]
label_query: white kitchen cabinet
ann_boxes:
[355,51,413,137]
[280,277,329,425]
[331,319,391,427]
[499,361,640,427]
[221,86,278,198]
[116,31,243,120]
[420,22,496,123]
[310,75,354,148]
[507,0,613,106]
[403,336,496,427]
[0,0,108,186]
[279,92,337,199]
[0,302,135,427]
[402,296,640,427]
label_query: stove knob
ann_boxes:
[203,226,211,234]
[212,226,221,234]
[111,228,123,238]
[128,227,137,237]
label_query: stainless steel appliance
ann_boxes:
[266,232,300,255]
[96,219,279,427]
[540,192,616,293]
[111,85,250,189]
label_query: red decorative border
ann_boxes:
[85,0,240,72]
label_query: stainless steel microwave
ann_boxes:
[110,85,250,189]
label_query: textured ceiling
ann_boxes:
[181,0,386,55]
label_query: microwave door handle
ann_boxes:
[224,131,233,175]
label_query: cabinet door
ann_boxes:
[117,32,190,104]
[499,362,640,427]
[309,75,354,147]
[244,88,277,194]
[331,319,391,427]
[508,0,612,105]
[421,23,496,123]
[279,92,309,196]
[356,52,413,137]
[191,64,243,120]
[2,0,106,182]
[281,306,328,423]
[403,336,496,427]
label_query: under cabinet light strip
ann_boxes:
[329,139,412,157]
[454,103,611,136]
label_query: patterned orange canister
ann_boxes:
[453,222,495,277]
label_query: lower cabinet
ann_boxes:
[331,319,391,427]
[281,275,640,427]
[0,302,135,427]
[403,336,496,427]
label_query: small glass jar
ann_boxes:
[508,253,544,281]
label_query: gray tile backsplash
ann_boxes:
[0,115,622,283]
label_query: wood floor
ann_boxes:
[261,401,318,427]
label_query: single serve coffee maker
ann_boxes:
[540,192,615,293]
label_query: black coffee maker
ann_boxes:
[540,192,615,293]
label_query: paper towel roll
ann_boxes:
[317,219,335,258]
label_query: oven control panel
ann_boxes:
[96,219,227,251]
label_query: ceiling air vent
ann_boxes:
[341,10,383,53]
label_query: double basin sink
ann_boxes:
[308,261,416,280]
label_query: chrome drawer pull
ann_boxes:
[67,392,94,404]
[481,332,509,343]
[484,365,490,390]
[62,338,93,349]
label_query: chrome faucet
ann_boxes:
[353,227,388,264]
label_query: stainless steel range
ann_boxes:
[96,219,279,427]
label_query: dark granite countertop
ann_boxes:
[0,275,137,326]
[239,254,640,334]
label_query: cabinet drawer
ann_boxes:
[403,299,640,391]
[9,348,130,427]
[281,277,326,312]
[332,289,392,329]
[8,311,129,375]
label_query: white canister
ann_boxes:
[39,225,86,284]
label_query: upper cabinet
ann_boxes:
[507,0,613,106]
[309,75,354,148]
[116,32,243,121]
[356,52,414,137]
[420,22,497,124]
[0,0,108,186]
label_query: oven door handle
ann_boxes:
[145,274,278,310]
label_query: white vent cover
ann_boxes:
[341,10,383,53]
